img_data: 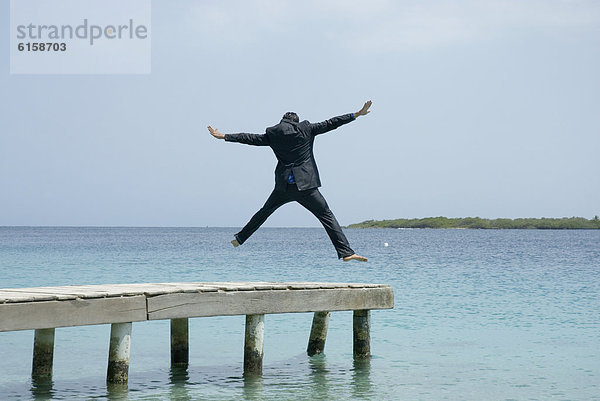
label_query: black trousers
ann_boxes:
[235,184,355,259]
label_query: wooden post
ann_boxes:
[307,311,330,356]
[244,314,264,375]
[107,322,132,384]
[170,318,189,366]
[32,328,55,377]
[353,310,370,358]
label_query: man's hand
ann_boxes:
[208,126,225,140]
[354,100,372,118]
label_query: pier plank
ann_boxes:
[0,291,60,303]
[147,287,394,320]
[0,295,147,332]
[3,288,106,300]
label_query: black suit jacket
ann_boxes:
[225,113,355,191]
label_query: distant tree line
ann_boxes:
[347,216,600,229]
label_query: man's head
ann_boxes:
[282,112,299,123]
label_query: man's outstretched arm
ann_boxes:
[311,100,372,136]
[208,126,270,146]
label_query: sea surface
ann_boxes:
[0,227,599,400]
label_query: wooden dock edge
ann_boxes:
[0,296,147,332]
[147,287,394,320]
[0,283,393,332]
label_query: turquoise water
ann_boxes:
[0,227,599,400]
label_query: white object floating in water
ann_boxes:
[384,242,389,247]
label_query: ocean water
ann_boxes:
[0,227,599,400]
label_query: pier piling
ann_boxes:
[307,311,330,356]
[353,310,371,358]
[170,318,189,366]
[107,322,132,384]
[32,328,55,377]
[244,314,264,375]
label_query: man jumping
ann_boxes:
[208,100,372,262]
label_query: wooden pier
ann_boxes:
[0,282,394,384]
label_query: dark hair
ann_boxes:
[282,112,299,123]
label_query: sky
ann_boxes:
[1,0,599,227]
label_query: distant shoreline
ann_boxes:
[346,216,600,229]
